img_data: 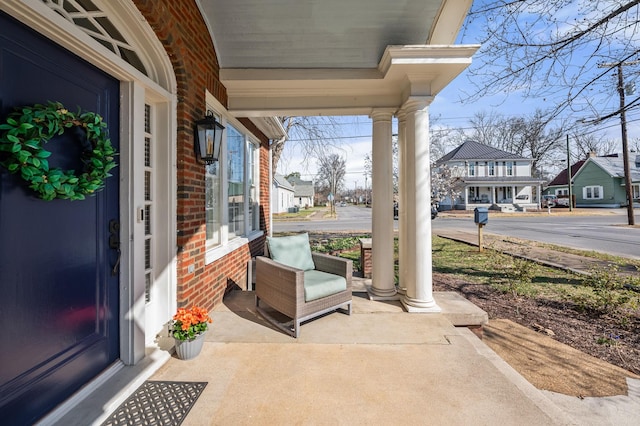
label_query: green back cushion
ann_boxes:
[267,233,315,271]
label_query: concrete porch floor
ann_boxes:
[146,289,573,425]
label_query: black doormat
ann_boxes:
[101,381,207,426]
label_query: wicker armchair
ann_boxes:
[255,233,352,338]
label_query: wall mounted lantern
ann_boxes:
[194,111,225,164]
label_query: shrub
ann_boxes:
[583,263,631,313]
[486,248,538,298]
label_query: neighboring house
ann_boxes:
[0,1,476,423]
[287,176,315,208]
[272,173,296,213]
[571,153,640,208]
[544,159,586,197]
[435,141,544,211]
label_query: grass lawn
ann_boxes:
[304,232,639,314]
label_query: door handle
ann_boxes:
[109,219,121,276]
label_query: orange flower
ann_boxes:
[171,306,213,341]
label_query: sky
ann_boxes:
[276,1,640,191]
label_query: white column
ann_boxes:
[401,98,440,312]
[368,109,397,299]
[397,113,407,294]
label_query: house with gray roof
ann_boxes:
[571,153,640,208]
[435,140,544,211]
[286,176,315,208]
[271,174,296,214]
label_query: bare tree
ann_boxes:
[315,153,346,197]
[516,110,567,175]
[467,110,509,149]
[462,1,640,121]
[570,132,619,158]
[363,136,399,194]
[443,110,567,175]
[273,116,342,178]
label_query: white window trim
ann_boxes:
[506,161,514,176]
[204,91,264,264]
[583,185,604,200]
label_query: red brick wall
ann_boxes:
[133,0,269,312]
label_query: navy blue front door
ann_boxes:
[0,13,120,425]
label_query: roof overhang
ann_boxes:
[221,44,479,117]
[198,0,477,117]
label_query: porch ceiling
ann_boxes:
[197,0,478,116]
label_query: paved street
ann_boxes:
[274,206,640,259]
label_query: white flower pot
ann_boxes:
[174,332,206,360]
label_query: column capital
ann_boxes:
[400,96,434,115]
[369,108,395,122]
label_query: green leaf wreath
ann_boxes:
[0,101,117,201]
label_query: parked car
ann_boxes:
[542,194,557,208]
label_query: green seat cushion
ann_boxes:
[267,233,315,271]
[303,270,347,302]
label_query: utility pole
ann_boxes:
[566,135,573,212]
[354,180,358,204]
[598,60,637,226]
[364,174,368,205]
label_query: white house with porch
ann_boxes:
[436,141,543,211]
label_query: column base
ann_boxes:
[401,296,442,313]
[365,284,401,301]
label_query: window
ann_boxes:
[469,186,480,201]
[633,184,640,200]
[205,161,221,246]
[205,109,262,257]
[248,142,260,232]
[583,185,603,199]
[488,161,495,176]
[227,125,245,239]
[506,161,514,176]
[468,162,475,176]
[144,104,153,304]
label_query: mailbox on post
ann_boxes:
[473,207,488,252]
[474,207,488,225]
